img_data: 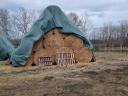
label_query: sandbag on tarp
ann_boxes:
[11,5,93,66]
[0,29,15,61]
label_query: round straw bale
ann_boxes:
[64,35,84,50]
[33,39,43,52]
[44,29,64,49]
[74,47,93,63]
[26,54,34,66]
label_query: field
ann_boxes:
[0,52,128,96]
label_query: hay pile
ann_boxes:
[27,28,93,66]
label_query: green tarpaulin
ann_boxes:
[10,5,93,66]
[0,28,15,61]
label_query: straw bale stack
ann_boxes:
[26,28,93,66]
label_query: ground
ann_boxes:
[0,52,128,96]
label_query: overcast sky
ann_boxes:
[0,0,128,28]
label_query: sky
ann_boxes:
[0,0,128,28]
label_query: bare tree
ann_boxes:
[91,20,128,52]
[12,7,37,36]
[0,9,10,37]
[119,21,128,51]
[68,12,91,37]
[79,13,90,34]
[67,12,80,26]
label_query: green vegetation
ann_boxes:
[84,82,93,89]
[0,61,5,66]
[80,93,95,96]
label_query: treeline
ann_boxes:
[91,22,128,52]
[67,12,128,52]
[1,8,128,51]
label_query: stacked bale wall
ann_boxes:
[27,28,93,66]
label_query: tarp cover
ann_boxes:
[0,28,15,61]
[11,5,93,66]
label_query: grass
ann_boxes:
[0,61,5,66]
[63,82,93,93]
[83,82,93,89]
[80,93,95,96]
[0,52,127,96]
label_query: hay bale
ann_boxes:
[33,39,43,52]
[44,28,65,50]
[26,53,35,66]
[74,47,93,63]
[64,35,84,50]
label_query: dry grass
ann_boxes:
[0,52,128,96]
